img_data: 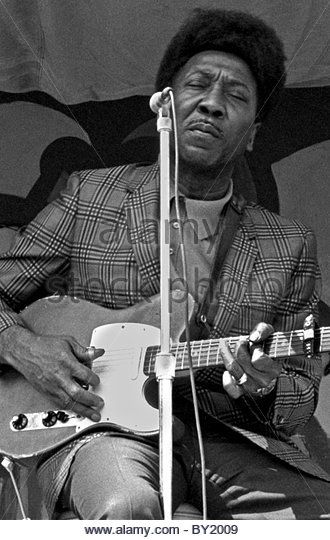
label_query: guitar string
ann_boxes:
[145,328,330,356]
[143,329,329,374]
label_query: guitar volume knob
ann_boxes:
[11,413,28,430]
[41,411,58,427]
[56,411,69,423]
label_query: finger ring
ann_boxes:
[249,329,262,343]
[256,378,277,396]
[235,373,248,386]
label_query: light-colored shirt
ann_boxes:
[169,180,233,303]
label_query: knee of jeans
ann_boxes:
[97,488,163,520]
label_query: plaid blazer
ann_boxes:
[0,162,328,481]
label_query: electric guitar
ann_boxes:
[0,293,325,459]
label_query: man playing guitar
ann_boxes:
[0,8,329,520]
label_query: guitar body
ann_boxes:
[0,292,194,459]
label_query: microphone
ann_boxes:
[149,87,172,113]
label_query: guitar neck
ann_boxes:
[144,326,330,375]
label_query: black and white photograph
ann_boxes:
[0,1,329,537]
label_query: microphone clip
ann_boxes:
[149,87,173,115]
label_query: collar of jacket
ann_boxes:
[122,160,255,236]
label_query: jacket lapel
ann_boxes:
[212,212,258,337]
[124,163,161,298]
[123,165,258,325]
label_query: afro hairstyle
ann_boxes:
[155,8,287,121]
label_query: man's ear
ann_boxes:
[246,122,261,152]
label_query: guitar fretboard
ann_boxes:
[143,327,329,375]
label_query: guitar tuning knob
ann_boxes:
[41,411,58,427]
[11,413,28,430]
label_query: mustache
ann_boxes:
[186,118,222,137]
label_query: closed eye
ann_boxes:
[229,93,248,102]
[187,81,207,89]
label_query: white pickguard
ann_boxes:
[77,322,161,434]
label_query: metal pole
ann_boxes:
[155,106,176,520]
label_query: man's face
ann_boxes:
[172,50,259,175]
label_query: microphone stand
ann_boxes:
[155,103,175,520]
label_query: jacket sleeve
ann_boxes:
[188,226,323,438]
[0,173,81,334]
[244,228,323,436]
